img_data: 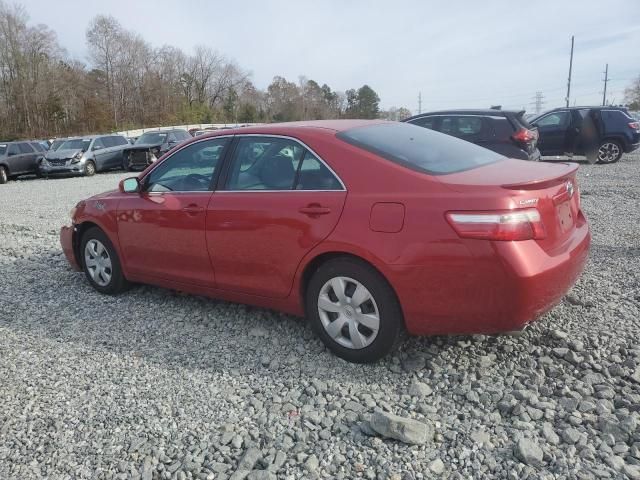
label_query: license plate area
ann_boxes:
[556,201,574,233]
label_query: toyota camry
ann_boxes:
[60,120,590,363]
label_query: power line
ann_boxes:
[602,63,609,106]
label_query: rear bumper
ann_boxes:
[60,225,81,271]
[390,213,591,336]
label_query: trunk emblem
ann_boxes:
[519,198,538,206]
[566,181,574,198]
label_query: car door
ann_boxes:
[532,111,571,155]
[206,135,347,298]
[91,137,111,170]
[17,142,37,173]
[117,137,231,286]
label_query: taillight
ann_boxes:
[512,128,539,144]
[629,122,639,132]
[446,209,546,241]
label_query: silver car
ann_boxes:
[39,134,130,177]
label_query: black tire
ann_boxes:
[0,166,7,184]
[306,257,404,363]
[122,152,131,171]
[80,227,129,294]
[84,160,96,176]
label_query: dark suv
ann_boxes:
[530,106,640,164]
[403,109,540,161]
[0,141,41,184]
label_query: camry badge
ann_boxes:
[566,180,574,198]
[519,198,538,206]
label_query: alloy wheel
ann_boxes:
[84,239,112,287]
[317,276,380,349]
[85,161,96,176]
[597,142,620,163]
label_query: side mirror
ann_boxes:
[119,177,140,193]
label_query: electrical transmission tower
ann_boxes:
[602,64,609,106]
[531,91,545,114]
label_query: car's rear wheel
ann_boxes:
[306,257,404,363]
[84,160,96,176]
[80,227,129,294]
[0,166,7,184]
[595,140,622,164]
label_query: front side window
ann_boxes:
[7,144,19,155]
[0,144,7,155]
[225,137,304,190]
[337,122,502,175]
[144,138,229,192]
[92,138,106,149]
[536,112,569,128]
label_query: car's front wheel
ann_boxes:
[84,160,96,176]
[80,227,129,294]
[306,257,404,363]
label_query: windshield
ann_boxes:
[337,122,502,175]
[50,139,66,151]
[60,138,92,151]
[136,132,168,145]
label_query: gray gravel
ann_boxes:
[1,153,639,479]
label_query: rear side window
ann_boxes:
[18,142,34,153]
[409,116,436,130]
[456,117,483,135]
[337,123,503,175]
[295,152,342,190]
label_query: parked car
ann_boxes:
[60,120,590,362]
[40,134,130,177]
[123,129,192,170]
[530,106,640,163]
[0,140,41,183]
[403,109,541,161]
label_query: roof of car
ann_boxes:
[544,106,629,112]
[194,120,389,136]
[404,109,523,122]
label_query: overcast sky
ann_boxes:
[22,0,640,114]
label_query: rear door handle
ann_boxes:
[182,204,204,214]
[299,205,331,216]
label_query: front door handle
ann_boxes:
[182,204,204,214]
[299,205,331,216]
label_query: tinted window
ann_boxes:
[337,123,502,175]
[50,139,65,151]
[101,136,115,148]
[536,112,569,128]
[225,137,305,190]
[92,138,105,149]
[7,144,19,155]
[145,138,229,192]
[113,135,128,146]
[295,151,342,190]
[18,142,34,153]
[409,116,436,130]
[0,144,7,155]
[456,117,483,135]
[30,142,45,152]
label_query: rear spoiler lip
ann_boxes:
[501,162,579,190]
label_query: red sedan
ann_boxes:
[60,120,590,362]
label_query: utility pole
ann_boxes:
[418,92,422,114]
[531,91,545,114]
[565,36,574,108]
[602,63,609,106]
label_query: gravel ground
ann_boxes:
[1,154,639,480]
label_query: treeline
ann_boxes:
[0,2,411,140]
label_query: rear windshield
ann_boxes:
[337,122,502,175]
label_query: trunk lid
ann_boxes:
[439,159,582,253]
